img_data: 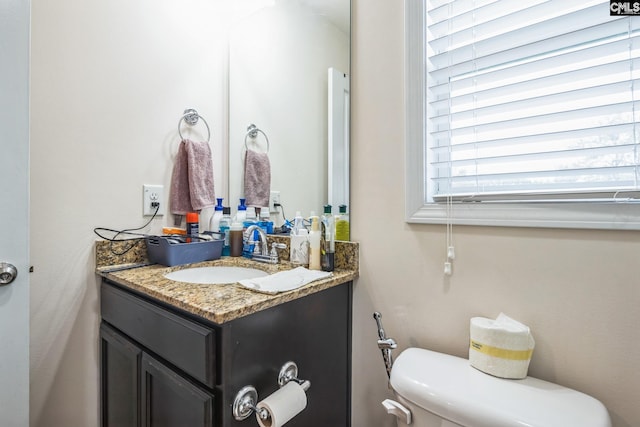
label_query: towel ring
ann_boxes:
[244,124,269,153]
[178,108,211,142]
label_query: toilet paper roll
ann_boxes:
[469,313,535,379]
[256,382,307,427]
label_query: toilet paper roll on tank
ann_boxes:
[469,313,535,379]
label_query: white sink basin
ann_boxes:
[164,266,269,285]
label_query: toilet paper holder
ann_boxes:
[232,361,311,422]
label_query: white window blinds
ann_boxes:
[427,0,640,202]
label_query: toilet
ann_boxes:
[384,348,612,427]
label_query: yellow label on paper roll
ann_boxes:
[470,339,533,361]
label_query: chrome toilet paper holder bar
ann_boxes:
[232,361,311,422]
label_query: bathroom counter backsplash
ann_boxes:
[95,237,358,324]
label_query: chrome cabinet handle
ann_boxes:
[0,262,18,285]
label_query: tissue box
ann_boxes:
[469,313,535,379]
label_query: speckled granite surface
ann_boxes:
[96,238,358,324]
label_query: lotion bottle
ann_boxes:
[308,216,321,270]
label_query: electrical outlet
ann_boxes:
[270,190,281,209]
[143,184,164,216]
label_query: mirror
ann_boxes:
[228,0,350,226]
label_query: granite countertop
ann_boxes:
[96,238,358,324]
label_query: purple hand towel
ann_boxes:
[244,149,271,207]
[170,139,216,214]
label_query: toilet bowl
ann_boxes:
[385,348,611,427]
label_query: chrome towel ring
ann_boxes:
[244,124,269,152]
[178,108,211,142]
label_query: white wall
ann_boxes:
[30,0,229,424]
[350,2,640,427]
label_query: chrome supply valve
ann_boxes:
[373,312,397,381]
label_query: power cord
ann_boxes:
[93,203,160,256]
[273,202,292,233]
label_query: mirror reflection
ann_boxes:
[228,0,350,227]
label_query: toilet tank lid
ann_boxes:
[390,348,611,427]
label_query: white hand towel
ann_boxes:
[238,267,332,294]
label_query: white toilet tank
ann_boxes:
[388,348,611,427]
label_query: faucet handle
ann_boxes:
[267,242,287,263]
[270,242,286,255]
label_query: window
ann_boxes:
[405,0,640,229]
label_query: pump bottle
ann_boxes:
[308,216,321,270]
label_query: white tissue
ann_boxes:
[469,313,535,379]
[238,267,332,294]
[256,382,307,427]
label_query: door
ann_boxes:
[0,0,30,425]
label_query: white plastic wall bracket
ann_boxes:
[382,399,412,425]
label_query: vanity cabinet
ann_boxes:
[100,278,352,427]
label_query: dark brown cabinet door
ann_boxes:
[101,323,141,427]
[140,353,214,427]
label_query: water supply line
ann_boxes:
[373,312,397,381]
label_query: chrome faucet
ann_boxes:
[243,225,286,264]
